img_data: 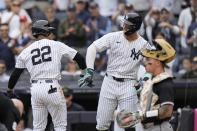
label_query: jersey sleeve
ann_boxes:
[15,52,26,68]
[92,33,112,52]
[58,42,77,59]
[156,78,175,106]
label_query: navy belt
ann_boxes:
[105,73,135,82]
[31,80,53,83]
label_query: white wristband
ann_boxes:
[145,110,159,118]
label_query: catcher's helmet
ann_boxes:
[141,39,176,63]
[32,20,55,38]
[121,12,142,35]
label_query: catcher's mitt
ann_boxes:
[116,110,142,128]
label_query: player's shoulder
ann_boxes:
[102,31,123,39]
[138,36,149,45]
[108,31,123,36]
[155,77,174,89]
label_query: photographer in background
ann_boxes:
[63,86,85,111]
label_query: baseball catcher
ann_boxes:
[116,39,176,131]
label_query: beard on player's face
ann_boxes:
[122,23,136,36]
[122,23,129,32]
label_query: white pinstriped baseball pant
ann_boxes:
[96,76,138,130]
[30,80,67,131]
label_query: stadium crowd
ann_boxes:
[0,0,197,130]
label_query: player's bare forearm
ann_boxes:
[8,68,24,89]
[158,104,173,119]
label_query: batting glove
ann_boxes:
[78,68,94,88]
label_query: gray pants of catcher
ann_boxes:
[144,121,173,131]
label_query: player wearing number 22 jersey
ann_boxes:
[7,20,86,131]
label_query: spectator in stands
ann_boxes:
[125,0,151,12]
[58,4,86,47]
[0,23,17,71]
[11,0,32,25]
[52,0,69,12]
[0,59,10,82]
[151,0,174,11]
[94,0,118,17]
[44,6,60,40]
[4,0,12,12]
[111,3,126,31]
[27,5,45,21]
[124,3,135,14]
[75,0,90,24]
[14,16,32,54]
[178,0,197,54]
[0,93,24,131]
[1,0,21,38]
[187,9,197,58]
[62,59,81,76]
[63,86,85,111]
[84,2,112,45]
[177,57,196,78]
[158,8,180,48]
[144,7,161,42]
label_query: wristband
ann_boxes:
[145,110,159,118]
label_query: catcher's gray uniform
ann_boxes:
[144,121,173,131]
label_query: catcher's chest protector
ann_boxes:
[140,72,171,113]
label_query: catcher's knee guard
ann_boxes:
[125,127,136,131]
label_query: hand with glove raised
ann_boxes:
[78,68,94,88]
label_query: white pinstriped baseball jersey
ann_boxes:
[15,39,77,80]
[92,31,150,79]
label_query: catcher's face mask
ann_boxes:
[141,39,176,63]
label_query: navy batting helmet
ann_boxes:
[121,12,142,36]
[32,20,55,38]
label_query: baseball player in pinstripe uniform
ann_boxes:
[78,12,151,131]
[7,20,86,131]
